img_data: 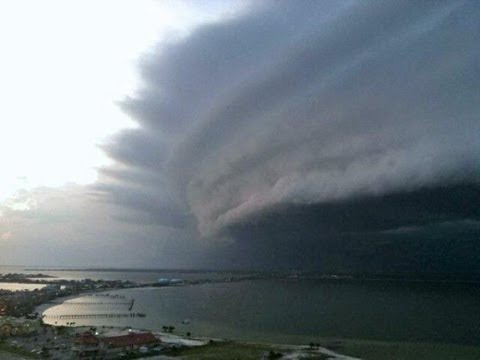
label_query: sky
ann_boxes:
[0,1,479,273]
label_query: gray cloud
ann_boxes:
[99,0,480,244]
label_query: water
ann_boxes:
[0,265,229,283]
[0,282,47,291]
[42,279,480,346]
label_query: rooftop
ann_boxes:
[101,332,158,348]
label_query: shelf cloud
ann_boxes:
[90,1,480,271]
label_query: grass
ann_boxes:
[165,340,331,360]
[163,337,480,360]
[336,339,480,360]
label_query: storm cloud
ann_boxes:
[96,1,479,270]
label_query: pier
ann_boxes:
[44,312,145,319]
[51,299,135,309]
[55,300,132,306]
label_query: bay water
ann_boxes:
[41,278,480,345]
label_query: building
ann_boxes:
[101,332,158,351]
[72,331,159,358]
[73,332,100,358]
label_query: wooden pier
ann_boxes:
[51,299,135,309]
[44,312,145,319]
[57,300,132,306]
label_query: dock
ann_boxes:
[44,312,145,319]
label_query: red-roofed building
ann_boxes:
[74,332,100,346]
[101,332,159,351]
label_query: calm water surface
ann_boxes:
[42,279,480,345]
[0,282,47,291]
[0,266,227,283]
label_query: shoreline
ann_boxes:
[36,289,361,359]
[33,289,480,360]
[40,322,362,360]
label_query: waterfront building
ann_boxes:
[101,332,159,352]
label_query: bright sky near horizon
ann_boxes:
[0,0,233,206]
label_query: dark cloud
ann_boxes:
[215,184,480,272]
[97,1,480,271]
